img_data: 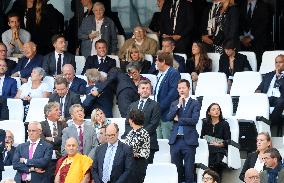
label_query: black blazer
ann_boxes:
[3,146,16,166]
[82,55,116,75]
[122,98,161,150]
[69,76,87,95]
[5,59,17,76]
[92,140,134,183]
[186,57,212,74]
[42,51,76,76]
[218,52,252,78]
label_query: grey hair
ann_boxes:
[93,2,105,11]
[28,121,42,131]
[85,68,102,82]
[33,67,46,80]
[69,104,84,116]
[126,62,142,73]
[44,102,60,117]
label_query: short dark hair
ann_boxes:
[223,39,237,49]
[55,76,69,87]
[138,79,152,88]
[178,79,190,88]
[264,148,282,162]
[129,109,144,126]
[162,37,175,46]
[156,50,173,66]
[202,169,220,183]
[95,39,108,48]
[7,12,20,20]
[51,34,65,45]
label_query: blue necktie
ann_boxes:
[154,74,163,101]
[102,145,115,183]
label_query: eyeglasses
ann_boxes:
[202,177,213,181]
[106,133,116,137]
[27,129,38,133]
[247,176,260,180]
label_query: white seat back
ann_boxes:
[43,76,55,91]
[76,75,88,82]
[2,166,17,180]
[25,98,49,122]
[144,54,154,64]
[7,99,24,121]
[239,51,257,71]
[117,35,125,50]
[230,71,262,96]
[11,77,21,89]
[0,120,25,145]
[108,55,120,68]
[7,57,19,62]
[207,53,220,72]
[175,53,187,63]
[195,138,209,166]
[157,139,170,153]
[108,118,125,139]
[144,163,178,183]
[75,56,86,75]
[259,50,284,74]
[141,74,157,88]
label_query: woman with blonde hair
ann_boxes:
[91,108,110,134]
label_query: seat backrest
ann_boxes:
[157,139,170,153]
[11,77,21,89]
[117,35,125,49]
[199,95,233,119]
[230,71,262,96]
[7,99,24,121]
[195,138,209,166]
[108,55,120,68]
[226,117,239,143]
[175,53,187,63]
[75,56,86,75]
[25,98,49,122]
[108,118,126,139]
[2,165,17,180]
[0,120,25,145]
[207,53,220,72]
[141,74,157,88]
[235,94,270,120]
[7,57,19,62]
[144,54,154,64]
[195,72,227,96]
[239,51,257,71]
[259,50,284,74]
[144,163,178,183]
[76,75,88,82]
[43,76,55,91]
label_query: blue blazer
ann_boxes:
[12,139,53,183]
[155,67,180,121]
[256,71,277,94]
[12,54,43,79]
[82,55,116,75]
[92,141,133,183]
[69,76,87,95]
[167,98,200,146]
[2,76,17,98]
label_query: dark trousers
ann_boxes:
[170,136,197,183]
[130,157,148,183]
[270,97,284,125]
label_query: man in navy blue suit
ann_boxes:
[167,79,200,183]
[12,121,53,183]
[0,60,17,98]
[62,64,86,95]
[0,43,16,76]
[154,51,180,139]
[11,41,43,83]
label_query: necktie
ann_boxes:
[52,123,58,137]
[138,100,144,111]
[245,2,252,32]
[78,126,84,154]
[59,97,64,117]
[100,58,104,64]
[57,54,62,75]
[170,0,178,19]
[22,142,36,181]
[102,145,115,183]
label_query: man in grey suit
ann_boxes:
[122,80,160,163]
[42,34,76,76]
[61,104,97,158]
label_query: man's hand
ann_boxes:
[202,35,213,45]
[241,36,252,47]
[5,143,12,151]
[91,90,99,96]
[172,35,181,41]
[20,158,26,163]
[174,115,178,121]
[35,168,45,173]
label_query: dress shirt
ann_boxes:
[25,139,40,181]
[0,75,5,95]
[103,141,118,179]
[154,67,170,101]
[254,155,264,173]
[47,119,58,138]
[97,56,106,64]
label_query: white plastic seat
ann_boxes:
[11,77,21,89]
[43,76,55,91]
[144,163,178,183]
[2,166,17,180]
[180,73,193,95]
[195,72,227,96]
[144,54,154,64]
[117,35,125,50]
[7,57,19,62]
[0,120,25,145]
[7,99,24,121]
[195,139,209,183]
[207,53,221,72]
[75,56,86,75]
[108,54,120,68]
[108,118,125,139]
[141,74,157,88]
[239,51,258,71]
[259,50,284,74]
[25,98,49,122]
[174,53,187,63]
[230,71,262,96]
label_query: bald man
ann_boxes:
[11,41,43,83]
[244,168,260,183]
[62,64,86,95]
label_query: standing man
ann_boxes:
[0,43,16,76]
[167,79,200,183]
[12,122,53,183]
[92,123,133,183]
[154,51,180,139]
[0,59,17,98]
[1,12,31,57]
[123,80,160,163]
[42,34,76,76]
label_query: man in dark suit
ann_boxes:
[255,54,284,135]
[82,39,116,75]
[122,80,160,163]
[42,34,76,76]
[49,77,81,120]
[92,123,133,183]
[12,121,53,183]
[154,51,180,139]
[0,43,17,76]
[62,64,86,95]
[11,41,43,83]
[239,0,271,69]
[40,102,67,181]
[82,68,113,118]
[167,79,200,183]
[0,129,5,181]
[3,130,16,166]
[0,60,17,98]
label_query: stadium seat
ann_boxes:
[43,76,55,91]
[175,53,187,63]
[144,163,178,183]
[25,98,49,122]
[108,54,120,68]
[180,73,193,95]
[259,50,284,74]
[195,72,227,96]
[141,74,157,88]
[207,53,221,72]
[0,120,25,145]
[195,139,209,183]
[239,51,257,71]
[7,99,24,122]
[117,34,125,49]
[11,77,21,89]
[153,139,171,163]
[108,118,125,139]
[2,166,17,180]
[145,54,154,64]
[75,56,86,75]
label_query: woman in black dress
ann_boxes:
[201,103,231,177]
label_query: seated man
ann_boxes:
[244,168,260,183]
[82,68,113,118]
[0,43,17,76]
[62,64,86,95]
[97,125,107,145]
[82,39,116,75]
[3,130,16,166]
[118,26,158,61]
[42,34,76,76]
[55,137,93,183]
[11,42,43,83]
[1,12,31,57]
[0,60,17,99]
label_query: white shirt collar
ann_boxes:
[108,140,118,148]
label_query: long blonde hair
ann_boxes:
[35,0,43,25]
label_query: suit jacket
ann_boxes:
[0,129,5,171]
[5,58,17,76]
[122,98,161,150]
[12,139,53,183]
[78,16,118,57]
[1,76,17,98]
[69,76,87,95]
[155,67,180,121]
[3,146,16,166]
[218,53,252,78]
[42,51,76,76]
[149,55,186,74]
[82,55,116,74]
[260,165,284,183]
[48,91,81,119]
[186,57,212,74]
[167,98,200,146]
[92,141,133,183]
[12,54,43,79]
[61,123,97,158]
